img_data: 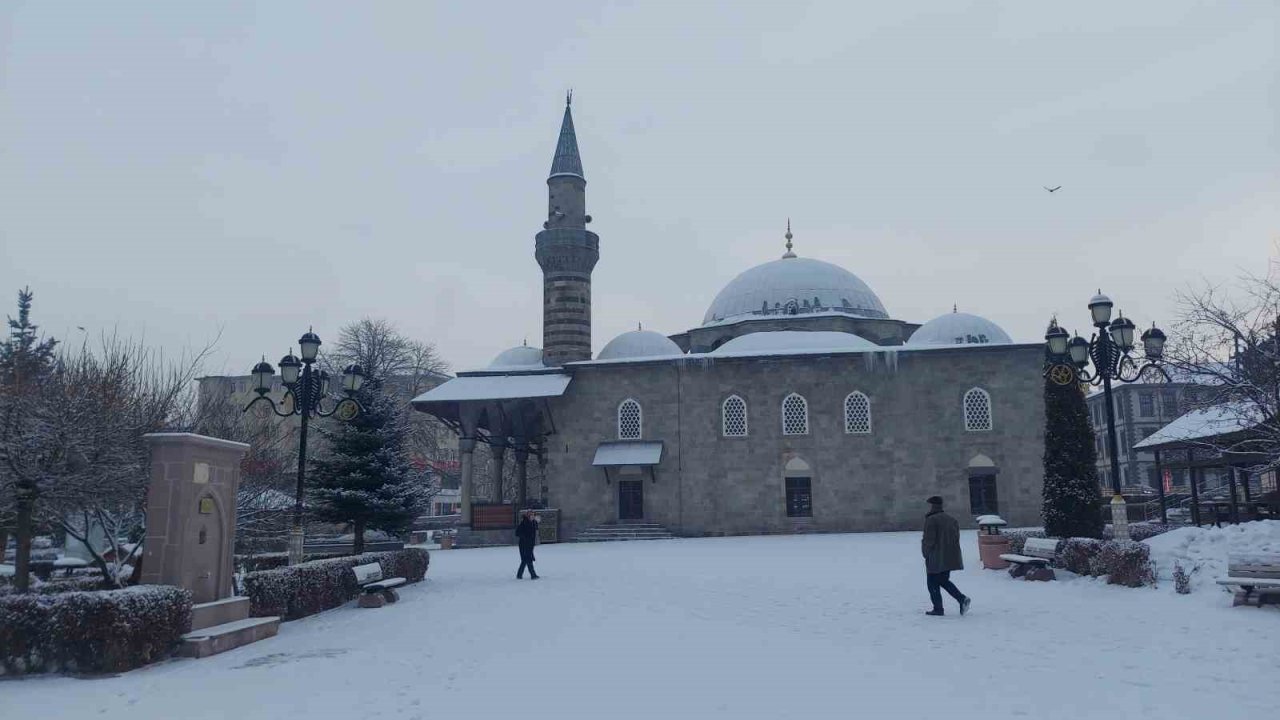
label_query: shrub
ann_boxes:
[1173,562,1191,595]
[243,548,429,621]
[1054,537,1155,587]
[0,585,191,675]
[1004,529,1047,554]
[0,575,114,597]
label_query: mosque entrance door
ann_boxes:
[619,480,644,520]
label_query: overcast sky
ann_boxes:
[2,2,1277,375]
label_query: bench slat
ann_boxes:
[1217,577,1280,588]
[999,554,1049,565]
[352,562,383,585]
[362,577,407,592]
[1020,538,1059,559]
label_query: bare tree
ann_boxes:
[1165,261,1280,471]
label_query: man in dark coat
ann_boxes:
[922,496,969,616]
[515,510,539,579]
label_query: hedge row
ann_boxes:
[1003,523,1172,554]
[0,575,114,597]
[1056,538,1156,587]
[243,548,429,621]
[0,585,192,675]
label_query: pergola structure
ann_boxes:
[1134,402,1279,525]
[410,370,569,532]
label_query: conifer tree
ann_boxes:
[309,381,426,554]
[1041,335,1104,539]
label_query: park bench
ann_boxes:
[352,562,406,609]
[1216,554,1280,608]
[999,537,1058,581]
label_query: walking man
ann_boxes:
[922,495,970,616]
[515,510,540,580]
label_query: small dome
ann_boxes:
[488,345,546,369]
[703,256,889,325]
[597,330,683,361]
[907,311,1012,346]
[712,330,878,356]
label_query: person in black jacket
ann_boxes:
[922,496,969,616]
[515,511,539,579]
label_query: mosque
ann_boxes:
[413,100,1046,541]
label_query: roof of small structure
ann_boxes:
[907,310,1012,346]
[597,330,683,361]
[1133,402,1263,450]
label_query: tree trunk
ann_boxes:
[0,527,9,564]
[353,519,365,556]
[13,486,35,593]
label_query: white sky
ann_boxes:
[1,2,1277,374]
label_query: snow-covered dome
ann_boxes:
[711,330,878,356]
[907,311,1012,346]
[596,330,683,361]
[487,345,546,370]
[703,256,889,325]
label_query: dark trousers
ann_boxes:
[517,560,537,578]
[927,571,964,610]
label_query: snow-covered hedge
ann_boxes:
[0,585,192,675]
[1003,524,1171,554]
[0,575,113,597]
[243,548,429,621]
[1057,538,1155,587]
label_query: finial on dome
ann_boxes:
[953,303,958,313]
[782,218,796,259]
[638,322,642,331]
[566,89,572,107]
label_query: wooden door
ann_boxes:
[619,480,644,520]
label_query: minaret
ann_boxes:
[535,93,599,365]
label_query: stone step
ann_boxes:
[181,616,281,659]
[572,522,677,542]
[575,532,675,539]
[191,596,250,632]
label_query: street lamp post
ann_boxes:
[1044,292,1168,540]
[245,330,366,565]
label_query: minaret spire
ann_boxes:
[782,219,796,259]
[550,92,584,179]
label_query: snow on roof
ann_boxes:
[592,441,664,466]
[596,330,684,361]
[703,256,889,325]
[711,330,878,357]
[411,373,572,404]
[1133,402,1263,449]
[907,311,1012,346]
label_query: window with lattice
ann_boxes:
[781,393,808,436]
[963,388,992,432]
[844,392,871,434]
[722,395,747,437]
[618,399,642,440]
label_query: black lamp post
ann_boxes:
[245,330,366,565]
[1044,292,1167,540]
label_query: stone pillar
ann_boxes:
[490,442,507,504]
[141,433,249,604]
[538,450,549,504]
[458,437,476,529]
[515,447,529,510]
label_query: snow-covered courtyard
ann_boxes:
[3,529,1277,719]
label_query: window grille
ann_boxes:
[785,477,812,517]
[722,395,748,437]
[782,393,808,436]
[618,399,642,440]
[963,388,992,432]
[844,392,871,434]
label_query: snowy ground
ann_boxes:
[3,530,1277,719]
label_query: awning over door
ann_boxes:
[592,441,664,467]
[411,373,571,404]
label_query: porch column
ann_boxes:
[1242,469,1253,503]
[538,450,549,505]
[458,437,476,529]
[490,441,507,504]
[1187,449,1200,527]
[1228,465,1241,525]
[1154,449,1167,524]
[515,446,529,510]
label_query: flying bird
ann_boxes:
[1044,186,1062,193]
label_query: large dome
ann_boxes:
[487,345,546,370]
[907,311,1012,346]
[711,330,878,356]
[703,256,889,325]
[597,330,683,361]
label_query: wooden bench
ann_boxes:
[1216,554,1280,608]
[999,537,1058,581]
[352,562,407,609]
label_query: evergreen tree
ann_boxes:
[0,287,58,384]
[1041,326,1104,539]
[309,382,426,554]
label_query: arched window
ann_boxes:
[781,393,808,436]
[963,388,992,432]
[722,395,748,437]
[844,391,871,434]
[618,399,642,440]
